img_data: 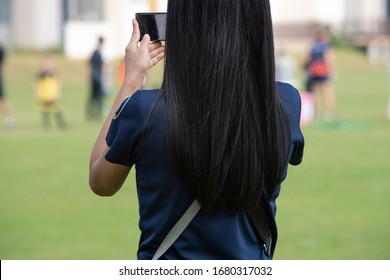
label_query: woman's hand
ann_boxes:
[122,19,165,92]
[89,19,165,196]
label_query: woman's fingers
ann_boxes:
[139,34,151,50]
[148,41,162,52]
[149,46,165,67]
[148,42,165,65]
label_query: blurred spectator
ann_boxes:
[118,59,126,87]
[0,44,16,129]
[275,49,297,87]
[368,37,390,120]
[387,92,390,120]
[34,56,67,130]
[86,36,105,120]
[102,62,114,97]
[305,28,337,121]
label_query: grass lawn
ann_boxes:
[0,49,389,260]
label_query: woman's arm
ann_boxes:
[89,19,165,196]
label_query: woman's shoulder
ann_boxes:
[276,82,300,106]
[276,82,302,123]
[117,89,160,119]
[134,89,160,107]
[131,88,159,103]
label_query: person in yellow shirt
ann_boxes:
[34,56,67,130]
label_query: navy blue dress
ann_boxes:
[105,82,304,259]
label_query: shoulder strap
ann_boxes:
[153,193,277,260]
[152,200,201,260]
[246,193,278,259]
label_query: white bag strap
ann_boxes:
[152,200,201,260]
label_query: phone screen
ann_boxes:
[135,13,166,42]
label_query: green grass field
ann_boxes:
[0,49,389,260]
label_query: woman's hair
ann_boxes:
[162,0,288,212]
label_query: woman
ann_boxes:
[305,28,337,121]
[89,0,304,260]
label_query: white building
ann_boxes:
[64,0,168,59]
[0,0,168,59]
[0,0,388,59]
[272,0,389,49]
[272,0,386,27]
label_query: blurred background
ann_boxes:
[0,0,389,259]
[0,0,388,59]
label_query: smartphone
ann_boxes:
[135,13,166,42]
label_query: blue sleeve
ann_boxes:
[287,87,304,166]
[289,93,304,166]
[105,93,142,167]
[276,82,304,166]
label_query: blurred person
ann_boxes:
[118,59,126,87]
[387,93,390,120]
[34,56,67,130]
[89,0,304,260]
[86,36,105,120]
[275,48,297,87]
[102,63,114,97]
[0,44,16,129]
[305,28,337,121]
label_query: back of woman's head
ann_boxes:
[163,0,288,212]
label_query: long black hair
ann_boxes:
[162,0,288,212]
